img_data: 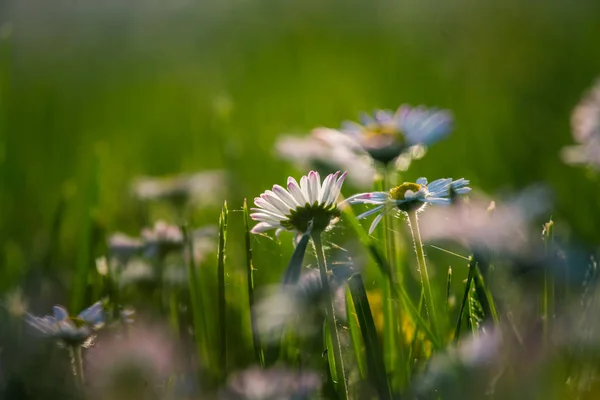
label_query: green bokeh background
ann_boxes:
[2,0,600,285]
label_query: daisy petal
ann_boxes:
[357,205,385,220]
[53,306,69,321]
[368,212,385,235]
[251,222,275,234]
[273,185,300,208]
[287,177,308,205]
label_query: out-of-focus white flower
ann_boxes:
[223,365,321,400]
[141,220,184,258]
[419,187,550,258]
[132,170,226,207]
[118,259,155,287]
[276,128,376,188]
[86,324,179,400]
[24,302,105,347]
[255,268,349,341]
[562,77,600,169]
[107,233,144,260]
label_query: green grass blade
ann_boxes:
[243,198,264,366]
[473,263,499,324]
[71,157,99,312]
[217,201,229,380]
[323,321,338,387]
[454,257,476,342]
[345,286,367,380]
[182,225,207,368]
[446,266,452,315]
[282,231,310,284]
[348,274,392,400]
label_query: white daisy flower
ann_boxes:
[346,177,471,234]
[250,170,347,236]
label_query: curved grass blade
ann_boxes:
[345,286,367,380]
[243,198,264,366]
[282,231,311,284]
[348,274,392,400]
[454,257,476,342]
[217,201,229,380]
[323,321,338,387]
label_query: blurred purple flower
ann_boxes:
[419,186,551,259]
[223,366,320,400]
[86,323,180,400]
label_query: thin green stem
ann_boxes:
[407,211,439,340]
[70,345,85,389]
[312,233,349,400]
[543,219,554,346]
[382,166,406,389]
[454,258,476,342]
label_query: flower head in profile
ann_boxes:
[141,220,184,258]
[250,171,347,236]
[341,105,453,164]
[276,128,376,188]
[132,170,226,207]
[346,177,471,233]
[24,302,105,347]
[561,77,600,169]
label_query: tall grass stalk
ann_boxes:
[217,201,229,380]
[376,172,403,388]
[312,233,349,400]
[543,219,555,344]
[183,225,208,372]
[454,257,476,342]
[71,158,99,312]
[243,199,264,366]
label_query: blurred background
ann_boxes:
[4,0,600,262]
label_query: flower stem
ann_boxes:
[407,211,439,340]
[312,233,349,400]
[69,345,85,389]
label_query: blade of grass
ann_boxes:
[182,225,208,373]
[243,199,264,366]
[446,266,452,316]
[542,219,554,345]
[348,274,392,400]
[345,286,367,380]
[454,257,476,342]
[217,201,229,380]
[473,262,499,324]
[282,231,311,284]
[71,156,99,312]
[323,321,338,387]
